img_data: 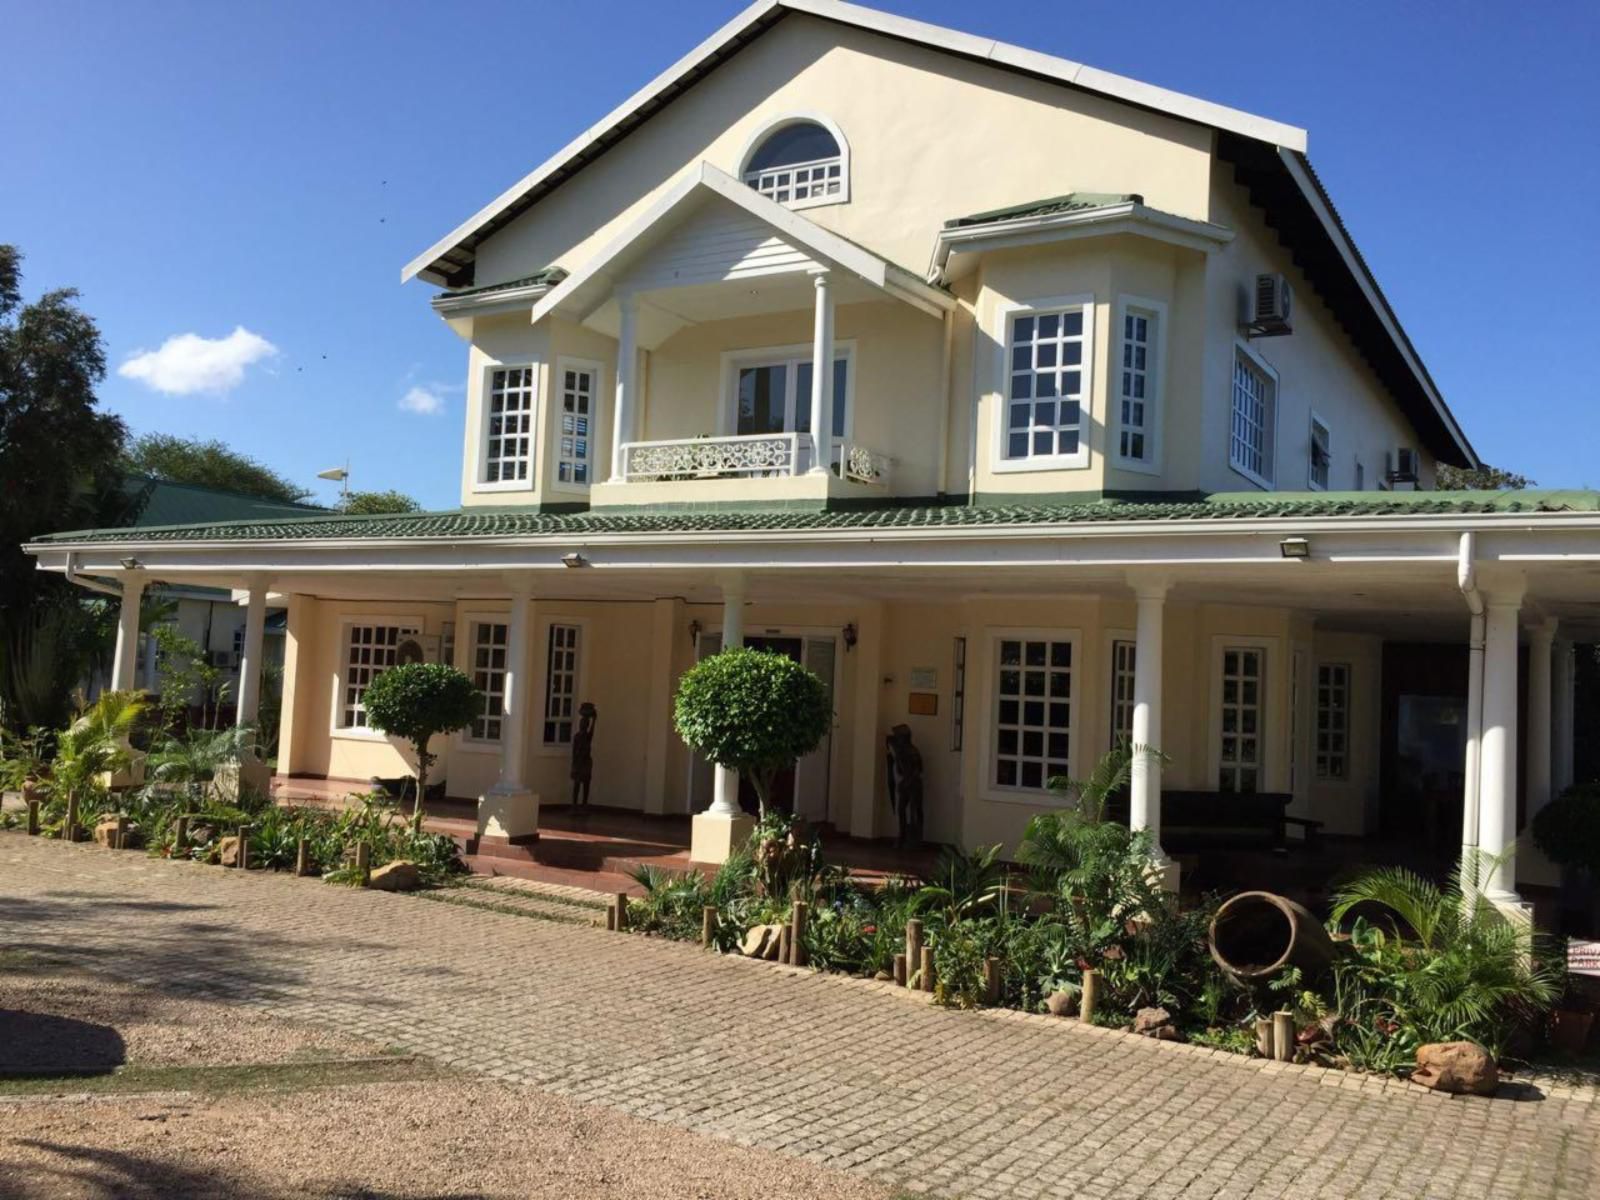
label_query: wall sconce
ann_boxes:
[842,622,858,651]
[1278,537,1310,559]
[688,619,702,645]
[561,551,588,568]
[120,556,142,570]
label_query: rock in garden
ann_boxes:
[93,819,121,846]
[369,860,423,892]
[1412,1042,1498,1095]
[1133,1006,1174,1038]
[218,836,242,867]
[740,925,777,958]
[1045,990,1079,1017]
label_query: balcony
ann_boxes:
[592,432,892,508]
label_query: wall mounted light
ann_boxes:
[1278,537,1310,560]
[119,557,141,570]
[561,551,588,568]
[842,622,858,651]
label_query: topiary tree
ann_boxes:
[673,647,832,819]
[361,663,482,833]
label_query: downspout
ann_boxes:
[1457,531,1485,891]
[64,551,124,598]
[936,308,954,502]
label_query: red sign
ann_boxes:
[1570,940,1600,979]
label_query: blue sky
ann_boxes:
[4,0,1597,509]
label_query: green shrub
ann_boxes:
[361,663,482,833]
[1531,782,1600,873]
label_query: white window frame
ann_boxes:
[1104,630,1137,750]
[1315,661,1352,781]
[551,356,601,493]
[535,616,589,754]
[475,361,538,493]
[1112,295,1165,474]
[1228,339,1278,490]
[1308,411,1332,491]
[978,627,1082,804]
[718,340,856,442]
[460,617,510,747]
[331,615,425,739]
[735,112,851,212]
[1207,635,1279,794]
[991,295,1095,474]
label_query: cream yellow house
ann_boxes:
[29,0,1600,907]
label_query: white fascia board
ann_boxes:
[1278,149,1477,469]
[930,203,1234,282]
[402,0,1305,285]
[431,281,558,318]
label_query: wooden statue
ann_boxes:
[885,723,924,847]
[570,702,597,805]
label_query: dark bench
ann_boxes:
[1104,789,1322,851]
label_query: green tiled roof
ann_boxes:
[122,475,326,527]
[438,267,568,299]
[32,491,1599,546]
[945,193,1145,229]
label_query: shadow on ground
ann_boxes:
[0,1012,124,1077]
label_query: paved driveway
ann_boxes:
[2,836,1595,1200]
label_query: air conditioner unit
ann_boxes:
[1387,447,1420,486]
[1247,273,1294,337]
[395,632,440,666]
[209,650,235,669]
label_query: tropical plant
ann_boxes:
[916,842,1005,924]
[1530,782,1600,874]
[146,724,260,809]
[747,809,827,899]
[627,865,713,940]
[360,663,482,832]
[35,690,145,832]
[0,725,48,791]
[149,624,232,731]
[1329,860,1561,1057]
[672,648,832,818]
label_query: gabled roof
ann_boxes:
[121,475,326,528]
[401,0,1306,289]
[31,491,1600,547]
[944,193,1145,229]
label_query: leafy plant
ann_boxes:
[673,648,832,818]
[146,723,260,809]
[748,809,826,900]
[916,842,1005,924]
[35,690,145,833]
[360,663,482,833]
[627,864,712,940]
[1530,782,1600,874]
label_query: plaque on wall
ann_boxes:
[907,691,938,716]
[907,666,938,691]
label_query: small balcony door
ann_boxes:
[733,354,850,454]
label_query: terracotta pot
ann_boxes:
[1550,1008,1596,1055]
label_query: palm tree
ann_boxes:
[147,723,259,809]
[38,690,145,833]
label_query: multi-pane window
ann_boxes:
[1219,647,1264,793]
[1004,308,1088,462]
[1118,310,1155,463]
[1309,415,1332,490]
[557,365,595,484]
[993,637,1073,791]
[1316,663,1351,779]
[1110,639,1137,747]
[468,622,508,742]
[742,121,844,207]
[483,366,535,484]
[1230,350,1275,485]
[341,624,414,728]
[542,624,581,745]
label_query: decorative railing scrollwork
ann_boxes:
[622,433,800,481]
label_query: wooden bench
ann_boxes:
[1104,790,1322,851]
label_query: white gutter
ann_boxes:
[1458,531,1485,888]
[64,551,125,598]
[936,308,954,496]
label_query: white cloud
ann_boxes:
[117,326,278,396]
[399,385,446,415]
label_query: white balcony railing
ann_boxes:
[619,432,891,487]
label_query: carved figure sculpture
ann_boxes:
[885,723,925,847]
[571,702,597,805]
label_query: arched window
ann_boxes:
[740,117,847,208]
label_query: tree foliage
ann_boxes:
[672,648,832,817]
[336,489,421,515]
[123,432,310,503]
[360,663,482,832]
[1436,462,1532,491]
[0,245,130,730]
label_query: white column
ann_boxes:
[478,581,539,840]
[807,270,834,474]
[709,574,746,817]
[1130,581,1174,880]
[1554,637,1576,795]
[1460,611,1485,884]
[109,573,146,692]
[609,293,638,481]
[1478,586,1524,902]
[235,583,268,724]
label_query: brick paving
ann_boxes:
[3,835,1597,1200]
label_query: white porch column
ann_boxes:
[1554,637,1576,794]
[1478,585,1524,904]
[109,573,146,692]
[609,293,638,481]
[1460,611,1485,886]
[1521,618,1560,887]
[1130,580,1177,889]
[807,270,834,474]
[478,580,540,842]
[691,574,755,863]
[235,582,268,725]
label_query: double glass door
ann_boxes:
[735,357,849,447]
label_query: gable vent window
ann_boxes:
[742,120,846,208]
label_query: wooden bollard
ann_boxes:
[1080,968,1101,1024]
[354,841,371,885]
[919,945,936,994]
[295,837,311,877]
[113,814,129,850]
[905,919,924,987]
[790,900,808,967]
[1254,1017,1275,1059]
[174,815,190,854]
[892,953,907,987]
[1272,1011,1295,1062]
[236,825,253,871]
[701,905,717,948]
[613,891,629,932]
[605,904,617,932]
[777,924,791,963]
[983,956,1002,1005]
[64,795,79,843]
[26,799,41,836]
